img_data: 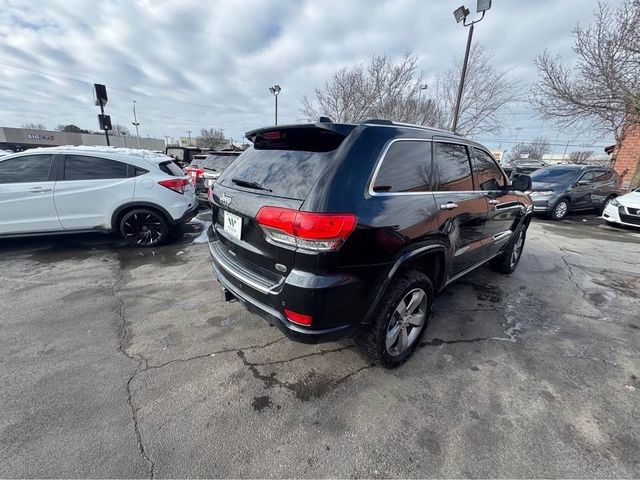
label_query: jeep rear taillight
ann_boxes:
[255,206,356,252]
[159,178,189,194]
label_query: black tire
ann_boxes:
[550,198,569,220]
[490,224,527,274]
[600,195,616,215]
[119,208,169,247]
[359,271,433,368]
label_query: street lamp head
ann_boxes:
[269,85,281,96]
[476,0,491,13]
[453,5,470,23]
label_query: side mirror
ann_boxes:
[577,180,590,186]
[511,173,531,192]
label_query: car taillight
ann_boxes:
[185,167,204,185]
[284,308,312,326]
[255,206,356,252]
[159,178,189,194]
[207,186,213,202]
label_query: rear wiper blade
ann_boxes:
[231,177,272,192]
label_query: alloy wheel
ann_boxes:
[122,212,164,246]
[386,288,428,356]
[555,201,568,219]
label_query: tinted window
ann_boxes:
[530,168,580,184]
[471,148,505,190]
[579,170,596,182]
[219,147,333,200]
[0,155,52,183]
[159,161,184,176]
[189,155,208,167]
[433,143,473,191]
[592,169,611,182]
[373,141,432,193]
[200,155,238,172]
[64,155,128,180]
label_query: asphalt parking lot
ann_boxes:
[1,211,639,478]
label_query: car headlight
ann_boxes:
[530,190,555,197]
[611,198,621,207]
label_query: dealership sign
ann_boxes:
[27,133,55,141]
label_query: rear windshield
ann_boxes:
[218,127,348,199]
[199,154,238,172]
[530,168,579,184]
[159,160,185,176]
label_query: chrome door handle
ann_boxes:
[29,187,52,193]
[488,199,500,205]
[440,202,459,210]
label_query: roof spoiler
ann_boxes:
[246,122,356,143]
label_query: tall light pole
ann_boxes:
[269,85,281,125]
[187,130,192,147]
[451,0,492,134]
[132,100,141,149]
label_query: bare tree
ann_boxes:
[302,53,443,127]
[111,124,130,136]
[434,44,521,135]
[197,128,228,150]
[302,48,517,136]
[568,150,595,164]
[22,123,47,130]
[532,0,640,166]
[510,137,551,160]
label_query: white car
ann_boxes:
[602,187,640,229]
[0,146,198,246]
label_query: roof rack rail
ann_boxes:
[362,119,394,125]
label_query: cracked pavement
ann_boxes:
[1,212,639,478]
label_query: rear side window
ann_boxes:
[0,155,52,183]
[219,127,350,200]
[219,148,333,200]
[64,155,128,180]
[159,161,185,176]
[200,155,238,171]
[373,140,432,193]
[592,169,612,182]
[471,148,505,190]
[433,143,473,191]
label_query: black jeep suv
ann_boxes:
[207,119,533,367]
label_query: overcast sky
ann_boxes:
[0,0,619,153]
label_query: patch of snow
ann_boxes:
[192,221,212,244]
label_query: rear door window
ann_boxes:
[64,155,128,180]
[433,143,473,191]
[372,140,432,193]
[0,155,53,183]
[471,148,505,191]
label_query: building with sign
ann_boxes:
[0,127,165,152]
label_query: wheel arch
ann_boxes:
[362,244,448,325]
[111,202,175,231]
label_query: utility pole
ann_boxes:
[187,130,192,147]
[132,100,141,149]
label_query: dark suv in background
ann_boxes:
[207,119,533,367]
[529,164,622,220]
[185,152,240,204]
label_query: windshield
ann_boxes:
[200,155,238,171]
[530,168,579,184]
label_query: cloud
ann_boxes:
[0,0,611,150]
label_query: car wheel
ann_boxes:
[490,224,527,274]
[550,198,569,220]
[359,271,433,368]
[119,208,169,247]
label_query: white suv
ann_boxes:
[0,146,198,246]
